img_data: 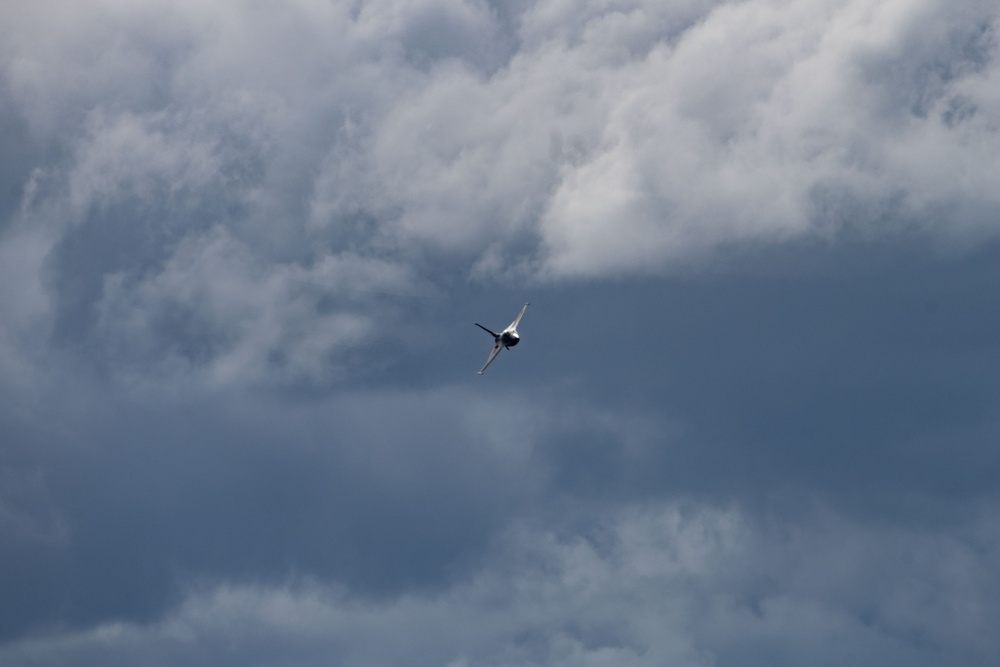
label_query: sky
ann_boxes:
[2,0,1000,665]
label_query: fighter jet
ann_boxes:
[475,302,529,375]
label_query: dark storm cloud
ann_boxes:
[4,240,1000,665]
[0,385,539,632]
[2,501,997,667]
[2,0,1000,665]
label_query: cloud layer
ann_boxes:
[4,0,1000,387]
[2,1,1000,665]
[3,0,999,391]
[4,500,998,667]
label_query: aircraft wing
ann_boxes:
[478,342,503,375]
[509,302,530,329]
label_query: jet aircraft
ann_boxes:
[475,302,529,374]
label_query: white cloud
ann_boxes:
[3,0,998,388]
[4,0,1000,277]
[94,227,414,387]
[68,110,224,214]
[308,0,1000,277]
[536,0,1000,275]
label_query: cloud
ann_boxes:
[536,0,1000,275]
[0,222,53,395]
[2,1,1000,665]
[3,0,999,386]
[7,1,997,272]
[2,501,997,667]
[94,227,419,387]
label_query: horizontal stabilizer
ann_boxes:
[475,322,499,338]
